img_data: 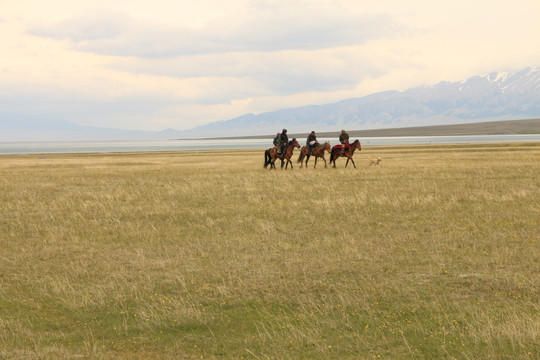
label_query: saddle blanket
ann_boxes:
[332,144,349,151]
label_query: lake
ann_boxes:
[1,134,539,155]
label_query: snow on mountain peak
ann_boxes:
[487,71,509,83]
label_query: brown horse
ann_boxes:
[264,138,300,169]
[297,141,332,168]
[329,139,362,168]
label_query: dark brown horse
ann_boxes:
[297,141,332,168]
[329,139,362,168]
[264,138,300,169]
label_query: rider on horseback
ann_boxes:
[306,131,319,155]
[339,129,349,155]
[273,132,281,147]
[277,129,288,155]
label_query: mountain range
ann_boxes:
[1,66,539,141]
[181,66,540,137]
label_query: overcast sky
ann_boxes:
[2,0,540,131]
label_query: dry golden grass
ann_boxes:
[0,143,539,359]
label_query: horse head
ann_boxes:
[353,139,362,150]
[323,141,331,152]
[291,138,300,148]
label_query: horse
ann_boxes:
[264,138,300,169]
[329,139,362,168]
[297,141,332,168]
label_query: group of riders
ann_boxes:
[273,128,350,155]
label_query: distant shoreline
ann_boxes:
[190,118,540,140]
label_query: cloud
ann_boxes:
[110,47,385,96]
[23,3,399,99]
[26,5,405,58]
[27,8,131,42]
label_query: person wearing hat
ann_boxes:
[278,129,288,154]
[306,131,318,155]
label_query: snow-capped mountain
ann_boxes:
[179,66,540,137]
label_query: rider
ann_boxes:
[306,130,318,155]
[273,132,281,147]
[278,129,288,155]
[339,129,349,155]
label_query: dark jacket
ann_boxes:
[339,132,349,144]
[307,133,317,146]
[273,136,280,146]
[280,132,288,145]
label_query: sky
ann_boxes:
[1,0,540,131]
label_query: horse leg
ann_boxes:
[345,158,349,168]
[322,156,327,168]
[270,154,277,169]
[314,157,318,168]
[350,157,356,168]
[267,152,273,168]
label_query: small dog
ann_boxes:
[369,157,382,166]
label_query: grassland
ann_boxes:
[0,143,539,359]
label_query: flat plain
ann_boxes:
[1,143,539,359]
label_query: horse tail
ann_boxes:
[297,151,304,163]
[264,149,270,168]
[329,151,334,164]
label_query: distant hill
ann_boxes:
[0,116,180,142]
[212,118,540,140]
[305,118,540,139]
